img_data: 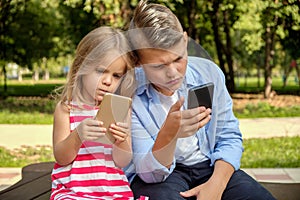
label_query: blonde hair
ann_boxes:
[55,26,136,108]
[129,0,184,50]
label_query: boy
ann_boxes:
[125,1,276,199]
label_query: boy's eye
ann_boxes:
[153,64,165,69]
[175,57,183,62]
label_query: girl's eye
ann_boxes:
[113,73,123,79]
[96,68,105,74]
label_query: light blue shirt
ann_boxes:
[124,56,243,183]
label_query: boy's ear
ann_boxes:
[183,31,188,47]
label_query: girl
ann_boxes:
[50,26,136,199]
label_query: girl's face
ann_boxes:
[82,56,127,105]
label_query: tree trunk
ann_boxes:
[264,26,273,98]
[210,0,227,79]
[2,65,7,96]
[33,69,39,81]
[223,9,235,92]
[43,69,50,80]
[187,0,197,40]
[18,69,22,81]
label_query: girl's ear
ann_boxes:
[135,60,143,68]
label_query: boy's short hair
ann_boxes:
[129,0,184,50]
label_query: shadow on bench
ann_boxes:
[0,162,54,200]
[260,181,300,200]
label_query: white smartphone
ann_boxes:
[95,93,132,144]
[188,82,214,109]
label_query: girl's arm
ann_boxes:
[52,102,82,166]
[110,112,133,168]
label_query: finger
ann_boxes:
[180,188,198,198]
[110,126,128,138]
[110,124,129,133]
[182,106,206,119]
[197,115,211,129]
[86,118,103,127]
[115,122,129,129]
[89,127,107,134]
[169,96,184,113]
[110,130,127,142]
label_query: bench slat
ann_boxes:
[0,173,51,200]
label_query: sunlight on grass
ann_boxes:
[241,136,300,168]
[0,145,54,167]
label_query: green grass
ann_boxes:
[235,76,300,95]
[0,78,299,124]
[241,136,300,168]
[0,96,56,124]
[0,79,64,97]
[0,136,299,168]
[234,102,300,118]
[0,145,54,167]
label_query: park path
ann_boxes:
[0,117,299,149]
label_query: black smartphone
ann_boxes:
[188,82,214,109]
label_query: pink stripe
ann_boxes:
[75,153,113,161]
[52,166,125,179]
[70,115,93,123]
[62,179,130,187]
[83,141,112,148]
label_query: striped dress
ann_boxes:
[50,104,133,200]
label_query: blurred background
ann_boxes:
[0,0,299,171]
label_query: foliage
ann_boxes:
[0,0,62,69]
[241,136,300,168]
[1,0,299,98]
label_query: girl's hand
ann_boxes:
[109,122,130,144]
[76,118,106,142]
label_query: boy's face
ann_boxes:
[138,39,188,96]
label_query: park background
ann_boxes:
[0,0,299,168]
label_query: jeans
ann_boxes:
[130,160,276,200]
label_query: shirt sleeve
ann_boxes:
[207,65,243,170]
[130,99,176,183]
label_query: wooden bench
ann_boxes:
[1,162,299,200]
[0,162,54,200]
[260,182,300,200]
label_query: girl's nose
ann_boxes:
[102,75,112,86]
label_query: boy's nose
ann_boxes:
[166,63,177,78]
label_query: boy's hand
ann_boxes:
[177,106,211,138]
[164,97,211,139]
[76,118,106,142]
[109,122,130,144]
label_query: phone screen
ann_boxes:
[188,82,214,109]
